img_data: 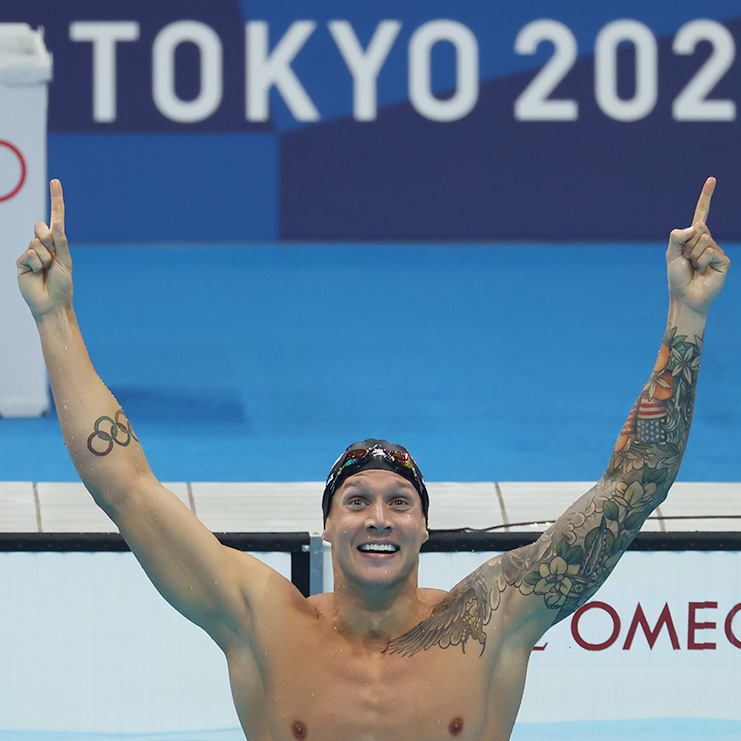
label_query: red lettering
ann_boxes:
[622,602,680,650]
[688,602,717,650]
[532,642,548,651]
[571,601,621,651]
[725,603,741,649]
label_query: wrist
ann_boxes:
[35,303,76,334]
[667,299,708,338]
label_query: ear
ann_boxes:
[422,528,429,544]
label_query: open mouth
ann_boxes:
[357,542,400,556]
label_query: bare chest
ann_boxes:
[229,620,524,741]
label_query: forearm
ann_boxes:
[504,300,708,625]
[498,179,730,638]
[36,305,153,506]
[607,299,705,494]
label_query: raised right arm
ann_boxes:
[17,180,291,649]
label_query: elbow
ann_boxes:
[87,484,127,519]
[85,473,149,520]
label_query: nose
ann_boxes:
[365,501,392,533]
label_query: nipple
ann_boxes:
[449,717,464,736]
[292,720,307,739]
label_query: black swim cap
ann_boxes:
[322,439,429,525]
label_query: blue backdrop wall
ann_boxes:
[3,1,741,243]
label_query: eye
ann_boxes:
[349,497,366,507]
[392,498,410,507]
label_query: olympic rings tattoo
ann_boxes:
[87,410,139,457]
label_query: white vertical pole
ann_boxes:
[0,24,53,417]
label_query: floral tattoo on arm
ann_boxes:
[386,325,704,658]
[510,324,703,622]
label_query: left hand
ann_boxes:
[666,177,731,316]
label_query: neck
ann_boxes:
[329,573,424,649]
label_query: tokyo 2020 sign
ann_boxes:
[5,1,741,243]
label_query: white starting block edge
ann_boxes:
[0,480,739,536]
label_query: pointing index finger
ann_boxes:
[692,176,715,225]
[50,179,65,235]
[47,178,72,266]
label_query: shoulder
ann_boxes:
[228,552,318,630]
[304,591,333,618]
[418,587,448,607]
[385,576,520,659]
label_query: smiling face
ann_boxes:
[322,469,429,592]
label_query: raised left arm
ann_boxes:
[386,179,730,660]
[499,177,731,643]
[389,302,716,659]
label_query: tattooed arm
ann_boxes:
[497,177,731,644]
[16,181,283,649]
[388,179,730,658]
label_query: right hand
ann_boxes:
[17,179,73,320]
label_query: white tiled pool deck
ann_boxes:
[1,480,739,535]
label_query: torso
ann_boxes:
[224,585,532,741]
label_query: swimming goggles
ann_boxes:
[322,442,429,523]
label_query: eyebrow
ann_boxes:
[337,473,419,499]
[388,490,415,500]
[340,483,416,499]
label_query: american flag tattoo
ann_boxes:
[620,394,668,444]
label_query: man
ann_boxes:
[17,178,729,740]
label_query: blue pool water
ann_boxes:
[513,718,741,739]
[2,243,740,485]
[0,734,243,741]
[3,720,741,740]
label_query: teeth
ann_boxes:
[359,543,398,553]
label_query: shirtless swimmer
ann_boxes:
[17,177,730,739]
